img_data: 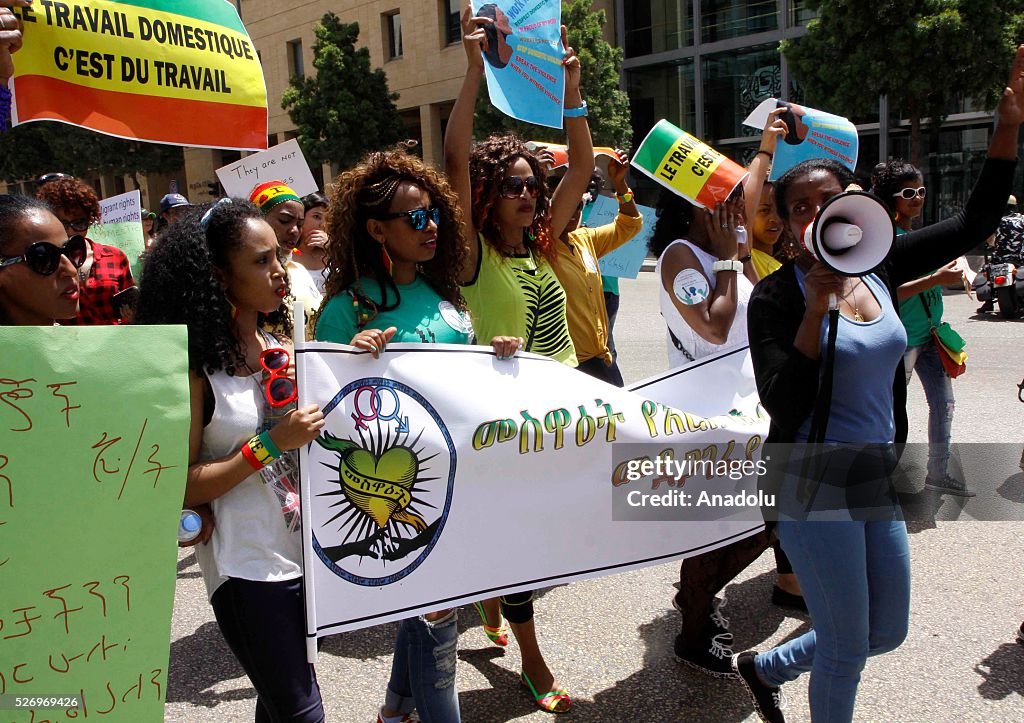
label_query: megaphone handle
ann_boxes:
[828,292,838,311]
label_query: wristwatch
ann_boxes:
[563,100,589,118]
[711,259,743,273]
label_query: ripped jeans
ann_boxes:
[384,610,460,723]
[904,342,955,481]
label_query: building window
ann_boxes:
[385,11,403,59]
[703,44,780,142]
[627,60,697,148]
[443,0,461,46]
[789,0,820,28]
[624,1,692,58]
[701,0,778,44]
[287,39,304,78]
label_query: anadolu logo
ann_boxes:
[309,378,456,586]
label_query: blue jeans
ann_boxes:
[755,520,910,722]
[904,342,955,481]
[384,610,460,723]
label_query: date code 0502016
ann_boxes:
[0,695,80,709]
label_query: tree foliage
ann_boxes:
[782,0,1024,165]
[473,0,632,148]
[282,13,406,170]
[0,122,184,185]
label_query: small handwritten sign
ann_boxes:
[216,139,318,199]
[0,326,190,722]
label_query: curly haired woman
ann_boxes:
[36,176,134,325]
[441,7,595,714]
[135,200,327,723]
[314,146,520,723]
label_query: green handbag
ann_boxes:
[920,292,967,353]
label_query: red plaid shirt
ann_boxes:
[68,241,135,326]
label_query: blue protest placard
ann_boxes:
[743,99,859,181]
[581,195,657,279]
[473,0,565,129]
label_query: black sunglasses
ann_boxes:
[0,236,87,276]
[378,205,441,231]
[61,217,92,233]
[499,176,542,199]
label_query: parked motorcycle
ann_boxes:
[973,258,1024,318]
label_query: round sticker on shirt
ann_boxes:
[580,247,598,274]
[672,268,710,306]
[438,301,474,334]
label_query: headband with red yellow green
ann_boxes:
[248,180,301,213]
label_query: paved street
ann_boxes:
[166,272,1024,722]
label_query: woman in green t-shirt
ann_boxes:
[314,147,519,723]
[876,160,971,496]
[439,8,596,715]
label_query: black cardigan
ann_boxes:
[748,158,1016,445]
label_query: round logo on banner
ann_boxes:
[672,268,710,306]
[308,378,456,586]
[580,247,598,274]
[438,301,473,335]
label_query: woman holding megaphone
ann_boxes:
[737,46,1024,723]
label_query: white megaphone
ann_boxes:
[801,191,895,277]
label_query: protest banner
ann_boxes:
[99,189,142,225]
[581,194,656,279]
[526,141,620,169]
[10,0,268,150]
[0,325,190,722]
[632,120,748,208]
[88,222,145,281]
[473,0,565,129]
[743,99,859,180]
[216,139,318,200]
[296,337,767,654]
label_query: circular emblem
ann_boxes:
[580,247,598,274]
[438,301,474,335]
[672,268,710,306]
[308,378,456,586]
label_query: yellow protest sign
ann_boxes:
[11,0,268,150]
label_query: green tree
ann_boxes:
[782,0,1024,166]
[0,122,183,186]
[282,13,406,170]
[473,0,632,148]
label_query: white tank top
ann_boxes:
[193,354,303,600]
[656,239,753,366]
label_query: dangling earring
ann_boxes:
[223,289,240,321]
[381,244,394,276]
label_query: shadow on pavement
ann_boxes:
[974,641,1024,700]
[166,621,252,707]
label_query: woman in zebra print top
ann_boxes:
[442,8,595,715]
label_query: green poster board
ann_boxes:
[0,326,189,722]
[89,222,146,284]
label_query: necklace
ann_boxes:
[841,279,865,322]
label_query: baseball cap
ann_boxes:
[160,193,190,213]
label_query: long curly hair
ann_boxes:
[36,177,101,222]
[648,188,695,258]
[321,146,468,327]
[870,159,922,216]
[135,200,292,375]
[469,134,555,261]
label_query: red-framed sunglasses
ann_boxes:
[260,347,297,408]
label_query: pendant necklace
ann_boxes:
[842,280,865,322]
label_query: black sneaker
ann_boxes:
[924,476,976,497]
[770,585,808,613]
[1017,622,1024,646]
[732,651,786,723]
[673,595,738,679]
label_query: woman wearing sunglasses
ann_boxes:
[135,199,328,723]
[734,49,1024,723]
[0,195,85,325]
[315,146,524,723]
[441,8,594,715]
[36,176,135,325]
[874,161,970,496]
